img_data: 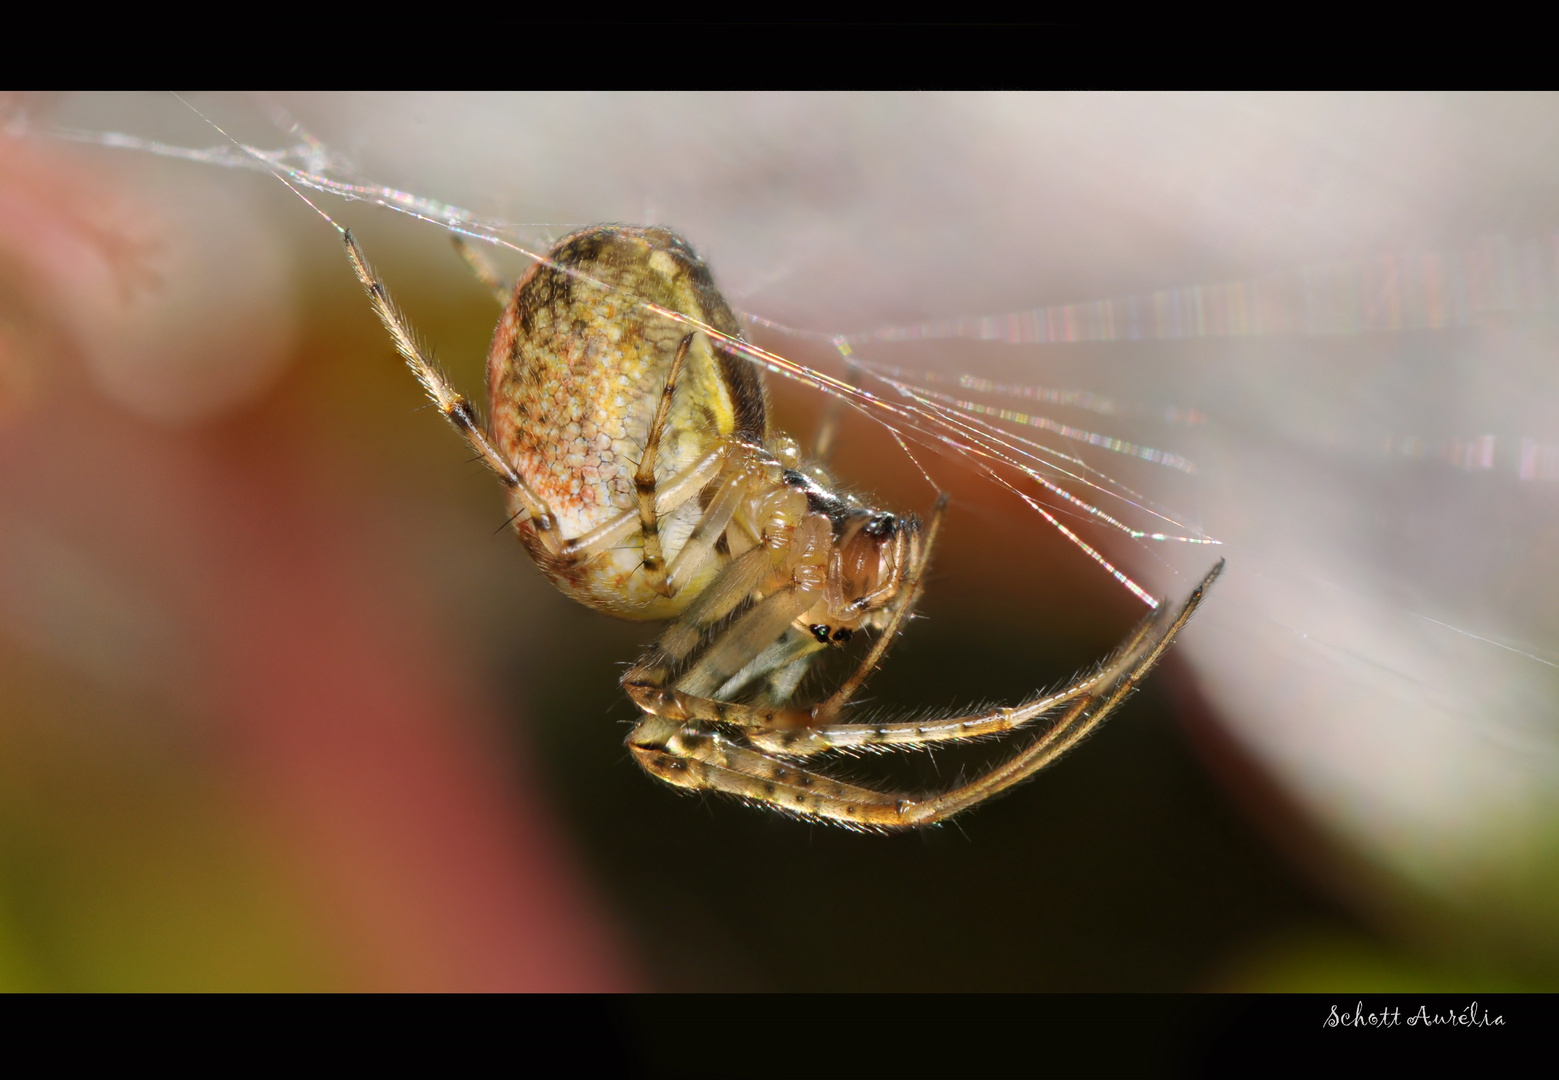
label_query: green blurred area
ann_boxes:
[2,115,1557,991]
[0,648,338,991]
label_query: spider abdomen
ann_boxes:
[486,226,767,619]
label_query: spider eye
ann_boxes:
[863,512,897,539]
[810,624,832,643]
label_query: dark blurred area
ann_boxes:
[1,93,1556,990]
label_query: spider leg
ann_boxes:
[765,605,1169,754]
[450,235,512,306]
[624,545,782,687]
[661,465,757,596]
[670,584,817,698]
[888,559,1222,826]
[626,713,904,826]
[626,560,1223,828]
[635,333,696,597]
[623,517,845,699]
[552,448,727,564]
[713,623,825,701]
[342,231,563,554]
[621,493,946,731]
[626,600,1164,756]
[809,357,862,464]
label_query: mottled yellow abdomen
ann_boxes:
[486,226,768,619]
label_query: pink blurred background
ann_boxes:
[0,113,630,990]
[2,93,1557,990]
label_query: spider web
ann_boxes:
[32,96,1222,611]
[18,91,1559,892]
[22,94,1559,663]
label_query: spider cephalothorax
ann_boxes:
[344,223,1221,829]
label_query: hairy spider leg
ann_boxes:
[627,559,1223,829]
[808,357,863,465]
[349,233,733,573]
[450,235,512,306]
[343,230,563,554]
[893,559,1222,826]
[639,591,1163,757]
[635,334,697,597]
[549,449,729,566]
[624,493,945,731]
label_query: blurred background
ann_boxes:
[0,92,1556,990]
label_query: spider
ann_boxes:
[342,223,1222,830]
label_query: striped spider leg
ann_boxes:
[625,538,1223,830]
[346,230,719,573]
[350,223,1222,829]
